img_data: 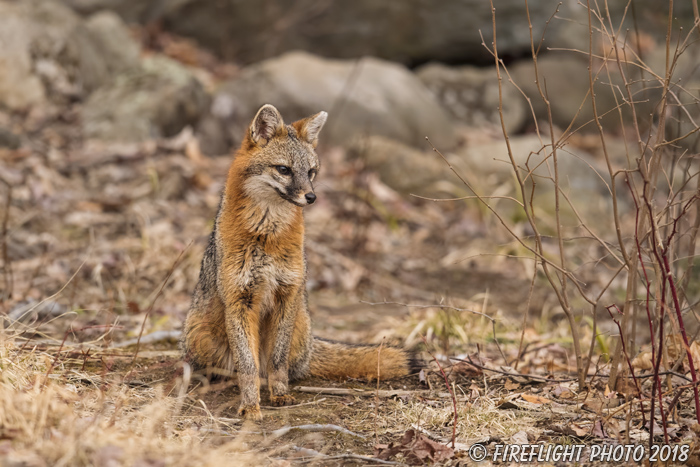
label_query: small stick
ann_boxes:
[1,182,12,305]
[291,446,400,465]
[111,330,182,348]
[375,337,385,444]
[131,242,191,364]
[43,328,70,385]
[269,424,366,439]
[420,334,457,448]
[261,398,327,410]
[455,356,577,383]
[294,386,422,398]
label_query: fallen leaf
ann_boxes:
[376,430,454,465]
[604,384,617,399]
[504,379,520,391]
[449,361,483,379]
[632,351,652,370]
[552,385,574,399]
[521,394,551,405]
[592,420,607,439]
[510,430,529,444]
[571,423,591,437]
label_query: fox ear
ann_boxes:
[250,104,284,145]
[293,111,328,147]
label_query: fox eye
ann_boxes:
[308,169,316,181]
[276,165,290,175]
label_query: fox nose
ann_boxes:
[305,193,316,205]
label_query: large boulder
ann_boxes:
[416,62,526,134]
[0,0,140,110]
[58,0,700,66]
[455,134,622,223]
[203,51,458,152]
[82,56,209,142]
[57,0,565,65]
[348,134,617,224]
[509,53,660,132]
[348,136,453,197]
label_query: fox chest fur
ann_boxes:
[216,190,306,316]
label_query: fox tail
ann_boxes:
[309,337,417,380]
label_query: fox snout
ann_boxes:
[290,186,316,207]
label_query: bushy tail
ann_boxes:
[309,337,416,380]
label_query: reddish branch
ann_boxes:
[641,173,700,425]
[420,335,457,448]
[605,305,648,427]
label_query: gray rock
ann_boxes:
[55,0,563,65]
[455,134,618,219]
[0,0,141,110]
[0,127,21,149]
[417,62,526,134]
[509,53,659,132]
[666,79,700,150]
[58,0,700,66]
[458,135,599,190]
[84,11,140,76]
[208,51,457,151]
[349,136,453,197]
[349,133,617,223]
[7,299,68,322]
[83,56,209,142]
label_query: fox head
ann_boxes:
[240,104,327,208]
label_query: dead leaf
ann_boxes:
[571,423,591,437]
[604,385,617,399]
[521,394,551,405]
[592,420,607,439]
[552,385,574,399]
[510,431,529,444]
[691,342,700,372]
[376,430,454,465]
[504,379,520,391]
[449,361,482,379]
[632,351,653,370]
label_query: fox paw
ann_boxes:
[237,404,263,421]
[270,394,296,407]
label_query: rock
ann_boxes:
[416,62,526,134]
[57,0,567,66]
[7,299,69,322]
[666,79,700,150]
[207,51,457,152]
[59,0,700,66]
[348,136,453,197]
[349,133,617,223]
[84,11,140,76]
[0,127,21,149]
[83,56,209,142]
[459,134,604,192]
[509,53,660,132]
[0,0,141,110]
[551,1,698,56]
[456,134,619,220]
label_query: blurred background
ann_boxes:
[1,0,700,361]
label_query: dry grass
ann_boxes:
[0,333,262,466]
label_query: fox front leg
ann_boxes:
[224,303,263,421]
[265,286,303,407]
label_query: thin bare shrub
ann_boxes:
[433,0,700,434]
